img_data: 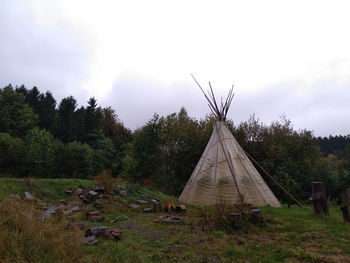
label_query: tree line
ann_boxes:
[0,84,131,178]
[1,84,349,201]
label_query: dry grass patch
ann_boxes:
[93,170,116,192]
[0,199,84,263]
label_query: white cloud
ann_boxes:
[27,1,350,96]
[1,0,350,135]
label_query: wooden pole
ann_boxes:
[216,122,244,203]
[244,150,303,208]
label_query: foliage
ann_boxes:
[123,109,212,194]
[63,141,95,178]
[0,85,38,137]
[0,133,24,176]
[123,114,162,181]
[100,106,132,174]
[24,128,55,178]
[232,115,327,201]
[55,96,77,142]
[318,134,350,158]
[1,83,349,201]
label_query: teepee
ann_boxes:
[179,78,281,207]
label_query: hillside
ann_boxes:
[0,178,349,263]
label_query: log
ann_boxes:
[153,203,161,213]
[229,212,242,227]
[340,187,350,222]
[86,211,99,220]
[143,208,153,213]
[136,190,161,201]
[312,182,329,216]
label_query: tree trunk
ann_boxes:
[312,182,329,216]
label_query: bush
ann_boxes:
[93,170,115,192]
[200,201,254,233]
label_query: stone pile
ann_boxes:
[84,226,122,245]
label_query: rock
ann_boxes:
[137,200,148,204]
[87,190,98,200]
[86,226,122,241]
[42,205,62,220]
[64,189,73,195]
[83,235,98,245]
[72,200,80,206]
[76,188,83,195]
[94,200,102,209]
[143,208,153,213]
[86,226,110,236]
[129,203,141,209]
[176,205,186,212]
[90,215,105,222]
[79,195,90,204]
[154,215,184,224]
[93,186,105,193]
[24,192,33,201]
[119,190,128,197]
[70,205,80,212]
[79,184,89,189]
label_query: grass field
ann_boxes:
[0,178,349,263]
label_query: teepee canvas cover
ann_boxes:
[179,78,281,207]
[179,121,281,207]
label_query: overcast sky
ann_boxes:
[1,0,350,136]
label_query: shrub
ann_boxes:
[93,170,115,192]
[200,201,253,233]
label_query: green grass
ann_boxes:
[0,177,92,201]
[0,178,349,263]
